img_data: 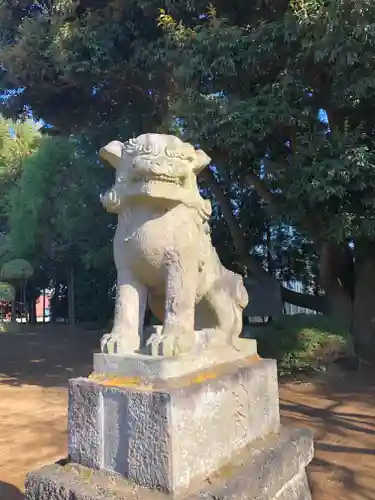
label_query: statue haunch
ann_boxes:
[99,133,248,357]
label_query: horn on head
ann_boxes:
[193,149,211,173]
[99,140,123,169]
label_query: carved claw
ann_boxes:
[146,329,164,356]
[100,188,121,213]
[146,326,195,357]
[101,333,132,355]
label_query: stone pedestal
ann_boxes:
[69,356,279,493]
[25,342,314,499]
[26,427,313,500]
[93,337,258,380]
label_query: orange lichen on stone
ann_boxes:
[191,370,217,385]
[214,463,236,479]
[88,373,154,391]
[88,372,104,382]
[246,353,262,363]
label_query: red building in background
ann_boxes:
[0,290,52,322]
[35,291,52,321]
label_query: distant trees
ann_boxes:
[0,116,115,325]
[155,0,375,358]
[1,1,375,357]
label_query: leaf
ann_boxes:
[1,259,33,280]
[0,282,15,301]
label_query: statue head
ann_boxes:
[99,134,212,216]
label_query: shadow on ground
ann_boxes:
[0,326,103,388]
[0,481,23,500]
[1,327,375,500]
[280,367,375,500]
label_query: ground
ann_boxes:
[0,328,374,500]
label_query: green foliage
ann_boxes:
[7,134,113,267]
[5,130,116,323]
[0,233,13,265]
[1,258,33,281]
[74,270,115,326]
[0,116,42,233]
[4,1,375,248]
[0,282,15,301]
[0,0,175,136]
[0,117,41,171]
[7,135,73,258]
[0,1,320,288]
[251,314,351,375]
[156,1,375,247]
[2,0,375,333]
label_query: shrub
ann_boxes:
[248,314,352,376]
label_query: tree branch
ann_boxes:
[281,286,325,313]
[245,171,277,206]
[200,168,268,279]
[244,169,324,240]
[200,167,326,313]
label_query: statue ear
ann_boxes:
[193,149,211,173]
[99,140,123,169]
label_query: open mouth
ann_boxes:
[132,173,183,186]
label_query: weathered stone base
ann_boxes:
[68,356,280,493]
[274,471,312,500]
[93,338,258,380]
[25,427,313,500]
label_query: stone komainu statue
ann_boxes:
[99,133,248,356]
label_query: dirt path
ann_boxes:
[281,369,375,500]
[0,329,374,500]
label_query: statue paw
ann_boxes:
[101,333,122,354]
[146,326,195,357]
[100,332,139,354]
[100,189,121,213]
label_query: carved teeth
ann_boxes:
[132,173,182,186]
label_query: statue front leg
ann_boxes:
[101,269,147,355]
[149,256,198,356]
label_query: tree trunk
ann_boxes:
[11,298,17,324]
[200,168,268,279]
[68,267,76,325]
[319,243,353,330]
[352,256,375,361]
[206,161,362,332]
[324,285,352,330]
[266,222,273,275]
[22,280,26,323]
[200,168,326,312]
[280,286,325,312]
[29,297,37,324]
[42,289,46,323]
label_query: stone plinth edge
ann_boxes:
[26,427,313,500]
[93,338,257,380]
[68,357,279,493]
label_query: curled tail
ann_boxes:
[222,270,249,310]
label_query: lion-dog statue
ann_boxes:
[99,133,248,356]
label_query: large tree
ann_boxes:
[0,0,196,137]
[0,116,42,320]
[2,0,373,355]
[7,133,116,324]
[155,0,375,357]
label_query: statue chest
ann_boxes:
[113,204,201,277]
